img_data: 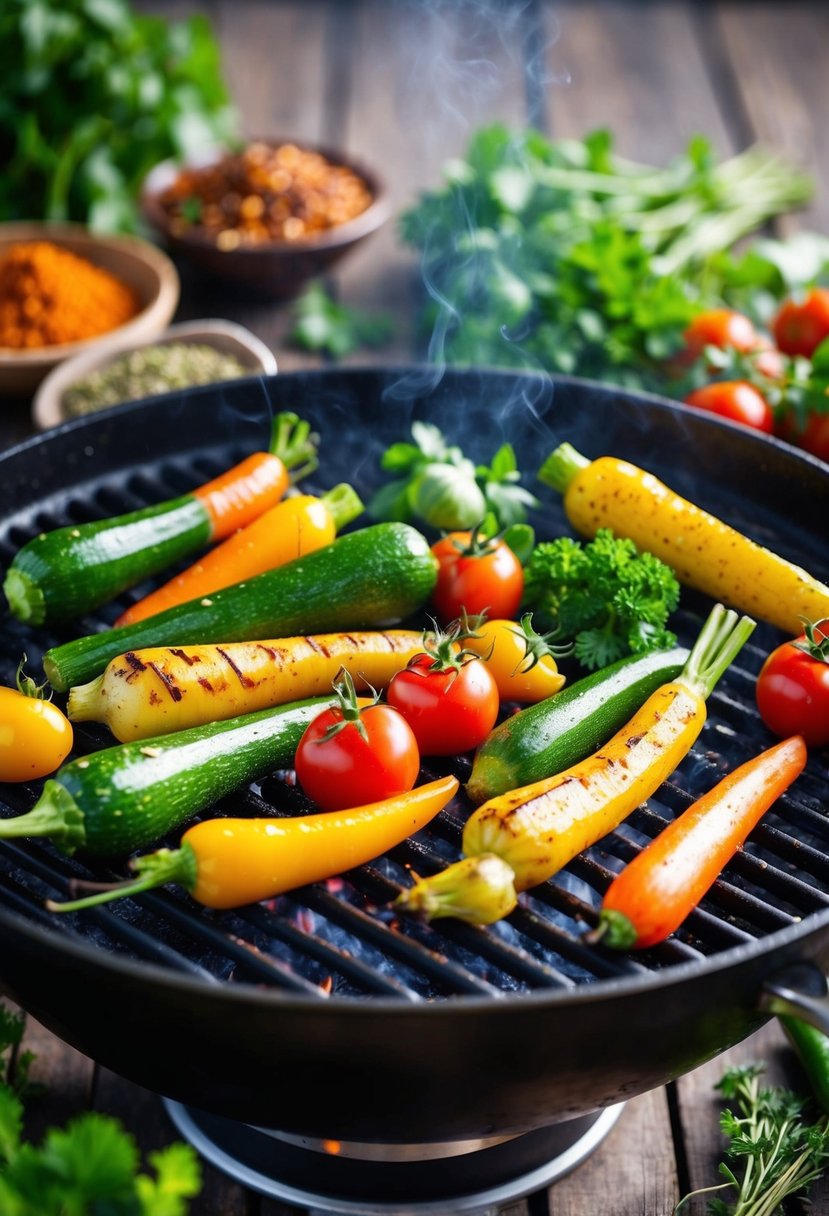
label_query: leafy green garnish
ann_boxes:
[675,1063,829,1215]
[400,124,813,392]
[522,528,680,669]
[0,1002,201,1213]
[367,421,538,533]
[0,0,238,231]
[289,282,393,359]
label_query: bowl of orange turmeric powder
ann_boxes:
[0,223,180,396]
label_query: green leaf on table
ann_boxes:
[289,282,392,358]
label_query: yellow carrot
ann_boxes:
[47,775,459,913]
[395,604,754,925]
[67,630,426,742]
[538,443,829,636]
[115,483,363,626]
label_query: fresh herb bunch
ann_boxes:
[522,528,680,670]
[675,1063,829,1216]
[0,0,237,231]
[0,1003,201,1214]
[368,421,539,532]
[400,125,813,390]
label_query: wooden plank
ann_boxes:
[17,1012,95,1146]
[715,0,829,235]
[333,0,534,362]
[534,1088,679,1214]
[539,0,736,162]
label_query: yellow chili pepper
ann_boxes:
[539,442,829,637]
[396,605,754,926]
[47,774,459,913]
[67,630,425,741]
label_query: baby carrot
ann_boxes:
[593,735,807,950]
[115,483,362,626]
[46,775,459,913]
[539,443,829,637]
[3,411,318,626]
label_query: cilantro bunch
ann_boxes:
[0,0,237,232]
[401,125,813,390]
[0,1003,201,1215]
[522,529,680,670]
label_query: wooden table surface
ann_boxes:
[3,2,829,1213]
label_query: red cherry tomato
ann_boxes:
[682,309,758,360]
[387,651,499,755]
[295,672,420,811]
[756,620,829,749]
[431,531,524,623]
[684,380,774,433]
[772,287,829,359]
[794,412,829,463]
[751,338,788,383]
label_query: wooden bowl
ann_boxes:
[0,222,180,397]
[140,141,390,299]
[31,319,277,430]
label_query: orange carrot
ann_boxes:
[116,482,363,626]
[192,411,317,540]
[592,735,807,950]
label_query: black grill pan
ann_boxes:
[0,367,827,1144]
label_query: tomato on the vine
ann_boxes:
[682,309,758,361]
[295,670,420,811]
[387,622,500,755]
[431,529,524,623]
[755,620,829,749]
[772,287,829,359]
[462,612,567,703]
[0,659,73,782]
[684,380,774,433]
[780,411,829,463]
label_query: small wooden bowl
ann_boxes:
[140,141,390,299]
[31,319,277,431]
[0,222,180,397]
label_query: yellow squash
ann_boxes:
[539,442,829,636]
[68,630,425,741]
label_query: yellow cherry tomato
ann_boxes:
[0,669,73,782]
[463,614,567,703]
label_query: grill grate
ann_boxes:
[0,398,827,1004]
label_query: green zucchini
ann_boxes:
[2,411,317,627]
[4,498,211,626]
[43,522,438,692]
[0,696,333,859]
[466,646,689,803]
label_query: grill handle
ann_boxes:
[758,963,829,1036]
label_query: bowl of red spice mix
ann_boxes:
[140,139,389,298]
[0,222,180,396]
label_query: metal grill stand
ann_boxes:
[163,1098,625,1214]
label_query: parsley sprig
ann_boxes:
[522,528,680,670]
[675,1064,829,1216]
[0,1003,201,1214]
